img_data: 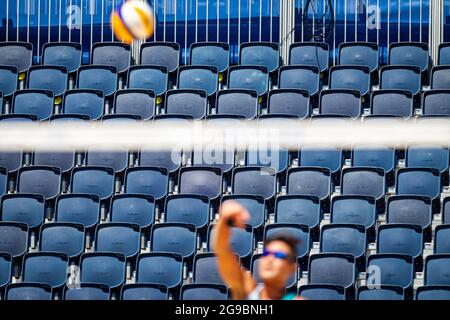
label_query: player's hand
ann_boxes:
[219,200,250,229]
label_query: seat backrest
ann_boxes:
[179,167,222,199]
[216,89,258,119]
[91,42,131,73]
[0,66,18,97]
[239,42,279,73]
[177,66,218,96]
[416,285,450,300]
[80,253,126,288]
[275,195,321,229]
[0,222,28,258]
[22,252,69,288]
[380,66,421,95]
[299,145,343,173]
[13,89,54,120]
[268,89,310,118]
[71,166,115,200]
[121,284,168,300]
[6,283,52,300]
[114,89,155,120]
[279,66,320,96]
[232,167,276,200]
[77,66,118,96]
[0,42,33,73]
[151,223,197,259]
[389,42,429,72]
[352,144,396,174]
[308,253,356,288]
[320,224,366,258]
[377,224,423,258]
[431,66,450,90]
[190,42,230,73]
[28,66,68,96]
[339,42,379,73]
[423,90,450,116]
[329,66,370,96]
[221,195,265,229]
[63,89,105,120]
[95,223,141,258]
[331,196,376,228]
[245,147,289,174]
[40,223,85,259]
[17,166,61,199]
[1,194,45,229]
[193,253,225,285]
[42,42,82,73]
[425,254,450,286]
[0,148,23,173]
[128,66,168,96]
[140,42,180,73]
[165,194,210,229]
[64,284,110,300]
[289,42,329,72]
[341,167,385,199]
[387,195,432,229]
[435,225,450,254]
[367,254,414,289]
[165,89,208,120]
[396,168,441,199]
[124,167,169,200]
[357,286,404,300]
[86,148,129,173]
[371,89,413,118]
[287,167,331,200]
[0,253,12,288]
[298,284,346,300]
[136,253,183,289]
[319,89,362,118]
[181,284,228,300]
[55,194,100,229]
[228,66,269,96]
[33,148,77,173]
[0,168,6,197]
[208,224,254,259]
[110,194,155,229]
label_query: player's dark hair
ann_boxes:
[263,234,299,263]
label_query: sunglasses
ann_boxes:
[262,249,291,261]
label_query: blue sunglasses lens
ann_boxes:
[262,250,289,260]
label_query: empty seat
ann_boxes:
[287,167,331,200]
[0,148,22,173]
[91,42,131,73]
[329,66,370,96]
[0,253,12,290]
[377,224,423,259]
[371,89,413,118]
[445,198,450,224]
[216,89,258,119]
[151,223,197,260]
[33,147,76,173]
[127,66,168,96]
[239,42,280,73]
[136,253,183,289]
[22,252,69,288]
[308,253,356,288]
[181,284,228,300]
[431,66,450,90]
[63,89,105,120]
[389,42,429,73]
[265,224,311,260]
[86,147,129,173]
[39,223,85,259]
[299,145,343,174]
[0,66,18,97]
[416,285,450,300]
[298,284,346,300]
[71,166,115,200]
[42,42,82,73]
[278,66,320,96]
[80,252,126,288]
[0,42,33,73]
[366,254,414,289]
[17,166,61,200]
[319,89,362,118]
[435,225,450,254]
[439,42,450,65]
[193,253,225,285]
[177,66,218,96]
[1,194,45,228]
[12,89,54,120]
[77,65,118,96]
[245,147,289,174]
[289,42,329,73]
[95,223,140,259]
[0,222,28,258]
[387,196,432,232]
[331,196,376,229]
[208,224,254,260]
[64,283,110,300]
[190,42,230,74]
[396,168,441,200]
[0,114,38,123]
[232,166,276,200]
[228,66,269,96]
[221,195,265,230]
[55,194,100,229]
[179,166,222,200]
[424,254,450,286]
[113,89,155,120]
[165,194,210,230]
[320,224,366,260]
[251,253,297,289]
[121,283,168,300]
[110,194,155,229]
[27,66,68,96]
[380,66,421,96]
[339,42,379,73]
[357,285,405,300]
[140,42,180,73]
[6,283,52,300]
[341,167,385,200]
[124,167,168,200]
[352,145,396,175]
[0,167,6,197]
[165,89,208,119]
[423,90,450,116]
[275,195,321,230]
[268,89,310,118]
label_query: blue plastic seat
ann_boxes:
[140,42,180,73]
[91,42,131,74]
[299,145,343,174]
[151,223,197,260]
[416,285,450,300]
[6,283,52,300]
[0,167,6,197]
[113,89,155,120]
[445,198,450,224]
[193,253,225,285]
[208,224,254,260]
[424,254,450,286]
[165,89,208,119]
[287,167,331,200]
[55,194,100,229]
[71,166,115,200]
[64,283,110,300]
[251,253,297,289]
[181,284,228,300]
[0,114,38,123]
[319,89,362,118]
[12,89,54,120]
[1,194,45,229]
[431,66,450,90]
[245,147,289,174]
[366,254,414,289]
[320,224,366,260]
[423,90,450,116]
[0,148,22,173]
[389,42,429,73]
[121,283,168,300]
[341,167,385,200]
[0,222,28,258]
[33,148,76,173]
[0,253,12,290]
[0,66,18,97]
[279,66,320,96]
[177,66,218,96]
[127,66,168,96]
[438,42,450,65]
[80,252,126,288]
[308,253,356,288]
[265,224,311,260]
[275,195,321,230]
[298,284,346,300]
[232,166,276,200]
[17,166,61,200]
[329,66,371,96]
[165,194,210,230]
[396,168,441,200]
[387,196,432,232]
[435,225,450,254]
[27,66,68,96]
[124,167,168,200]
[268,89,310,118]
[377,224,423,259]
[239,42,280,73]
[63,89,105,120]
[179,166,222,200]
[371,89,413,118]
[86,147,129,173]
[190,42,230,74]
[22,252,69,288]
[42,42,82,73]
[380,66,421,95]
[95,223,140,259]
[39,223,85,259]
[77,65,118,97]
[289,42,329,73]
[0,42,33,73]
[216,89,258,119]
[110,194,155,229]
[357,285,405,300]
[221,195,265,230]
[339,42,379,73]
[228,66,269,96]
[331,196,376,229]
[352,145,396,175]
[136,253,183,289]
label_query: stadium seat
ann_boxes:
[0,222,28,258]
[127,65,168,96]
[239,42,280,73]
[110,194,155,229]
[121,283,168,300]
[377,224,423,259]
[113,89,156,120]
[308,253,356,288]
[422,90,450,116]
[232,166,276,200]
[55,194,101,229]
[0,148,23,173]
[387,195,432,233]
[379,66,421,96]
[245,147,289,174]
[27,66,68,96]
[330,196,376,230]
[77,65,118,97]
[179,166,222,200]
[228,66,269,96]
[71,166,115,200]
[438,42,450,65]
[431,66,450,90]
[140,42,180,74]
[181,284,228,300]
[6,283,52,300]
[216,89,258,119]
[12,89,54,120]
[416,285,450,300]
[80,252,126,288]
[389,42,429,73]
[124,167,169,200]
[86,147,129,173]
[0,167,6,197]
[329,66,370,97]
[165,194,210,230]
[278,66,320,96]
[275,195,321,230]
[424,254,450,286]
[39,223,85,259]
[289,42,329,73]
[351,145,396,176]
[445,198,450,224]
[17,166,61,200]
[221,195,265,230]
[298,284,346,300]
[267,89,310,118]
[299,145,343,174]
[64,283,110,300]
[63,89,105,120]
[251,253,297,289]
[0,194,45,228]
[42,42,82,73]
[165,89,208,119]
[0,42,33,73]
[177,66,218,96]
[357,285,405,300]
[95,223,141,259]
[0,114,37,123]
[287,167,331,200]
[0,253,12,290]
[0,66,18,98]
[338,42,379,73]
[136,252,183,289]
[208,224,254,260]
[319,89,362,118]
[190,42,230,74]
[396,168,441,201]
[366,254,414,289]
[341,167,385,200]
[435,225,450,254]
[193,253,225,285]
[320,224,367,260]
[33,147,77,173]
[91,42,131,74]
[265,224,311,260]
[370,89,413,118]
[22,252,69,288]
[151,223,197,260]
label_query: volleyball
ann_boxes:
[111,0,155,44]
